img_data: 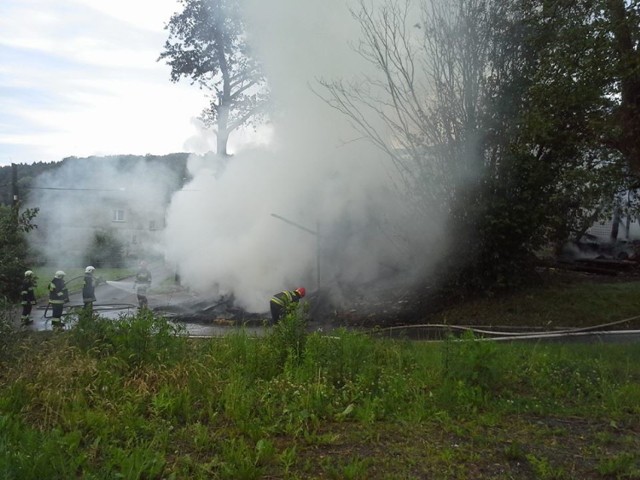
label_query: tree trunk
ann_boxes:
[216,105,230,156]
[610,206,621,242]
[607,0,640,176]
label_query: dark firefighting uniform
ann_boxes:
[48,277,69,326]
[21,276,37,324]
[82,272,97,310]
[134,267,152,308]
[270,290,303,324]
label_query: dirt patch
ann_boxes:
[284,415,640,479]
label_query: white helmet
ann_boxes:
[24,270,34,277]
[55,270,66,278]
[85,266,95,273]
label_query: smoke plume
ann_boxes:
[162,0,446,313]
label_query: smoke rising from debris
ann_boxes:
[24,0,446,315]
[163,0,446,312]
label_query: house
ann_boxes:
[24,154,188,267]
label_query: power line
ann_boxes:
[22,187,127,192]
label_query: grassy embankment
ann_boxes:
[429,271,640,329]
[1,280,639,479]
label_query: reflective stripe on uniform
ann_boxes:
[270,291,293,306]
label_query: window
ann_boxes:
[112,209,125,222]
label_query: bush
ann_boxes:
[0,298,18,361]
[84,230,125,268]
[69,308,188,369]
[0,205,38,302]
[265,305,309,369]
[438,331,505,411]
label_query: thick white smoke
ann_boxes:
[27,156,181,267]
[162,0,446,313]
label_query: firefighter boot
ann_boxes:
[51,319,65,331]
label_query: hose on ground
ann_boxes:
[368,314,640,340]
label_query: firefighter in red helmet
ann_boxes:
[269,287,306,324]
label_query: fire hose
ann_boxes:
[367,314,640,342]
[41,302,138,318]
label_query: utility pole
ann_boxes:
[271,213,321,292]
[11,163,19,226]
[11,163,18,207]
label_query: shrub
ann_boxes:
[69,308,188,369]
[0,298,18,362]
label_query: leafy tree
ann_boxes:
[486,0,629,248]
[0,205,38,302]
[319,0,627,297]
[523,0,640,177]
[159,0,269,156]
[601,0,640,175]
[508,0,640,245]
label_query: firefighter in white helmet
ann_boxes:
[82,266,98,312]
[20,270,37,325]
[48,270,69,330]
[133,261,152,308]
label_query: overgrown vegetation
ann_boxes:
[318,0,640,297]
[429,272,640,329]
[1,308,638,479]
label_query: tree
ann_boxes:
[525,0,640,177]
[318,0,627,296]
[602,0,640,175]
[0,205,38,302]
[159,0,269,156]
[508,0,640,247]
[488,0,629,247]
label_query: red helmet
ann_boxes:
[295,287,306,297]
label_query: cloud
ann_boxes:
[0,0,205,165]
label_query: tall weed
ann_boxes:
[69,308,188,369]
[265,307,309,368]
[0,298,18,362]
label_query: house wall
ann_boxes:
[28,188,169,267]
[586,217,640,242]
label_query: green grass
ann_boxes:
[430,273,640,329]
[0,306,639,479]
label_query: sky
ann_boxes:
[0,0,211,167]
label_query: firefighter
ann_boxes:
[133,260,152,308]
[48,270,69,330]
[82,266,97,311]
[20,270,37,325]
[269,287,306,324]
